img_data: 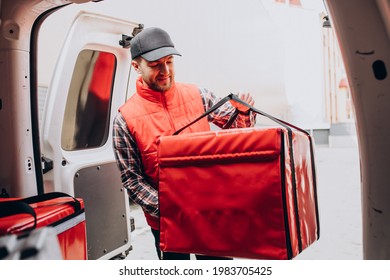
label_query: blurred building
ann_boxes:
[321,10,357,147]
[269,0,356,146]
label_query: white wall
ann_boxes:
[262,1,328,128]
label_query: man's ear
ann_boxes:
[131,60,141,74]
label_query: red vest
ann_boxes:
[119,77,210,229]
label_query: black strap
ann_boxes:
[0,192,81,233]
[228,93,309,135]
[222,108,240,129]
[20,192,81,213]
[173,93,310,136]
[0,201,37,231]
[173,95,234,135]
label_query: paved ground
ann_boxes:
[125,144,362,260]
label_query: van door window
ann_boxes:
[61,50,116,150]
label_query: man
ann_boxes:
[112,27,256,260]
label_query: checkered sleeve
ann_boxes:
[199,88,256,128]
[112,113,159,218]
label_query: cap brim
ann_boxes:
[141,47,181,62]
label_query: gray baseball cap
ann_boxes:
[130,27,181,61]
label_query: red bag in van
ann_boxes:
[157,94,320,259]
[0,192,87,260]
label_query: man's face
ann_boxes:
[132,55,175,92]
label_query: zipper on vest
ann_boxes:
[160,93,176,131]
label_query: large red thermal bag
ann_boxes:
[0,192,87,260]
[157,94,320,259]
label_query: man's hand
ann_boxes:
[230,92,255,113]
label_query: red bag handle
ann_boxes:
[173,93,310,136]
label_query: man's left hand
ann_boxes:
[230,92,255,113]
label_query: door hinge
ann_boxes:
[41,156,53,174]
[119,24,144,48]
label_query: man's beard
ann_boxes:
[150,77,172,92]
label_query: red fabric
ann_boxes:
[88,52,115,113]
[291,132,319,249]
[88,52,115,102]
[157,127,319,259]
[0,197,87,260]
[120,78,210,229]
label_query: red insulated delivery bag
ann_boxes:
[0,192,87,260]
[157,94,320,259]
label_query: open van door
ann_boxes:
[40,11,141,260]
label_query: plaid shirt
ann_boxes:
[112,87,256,218]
